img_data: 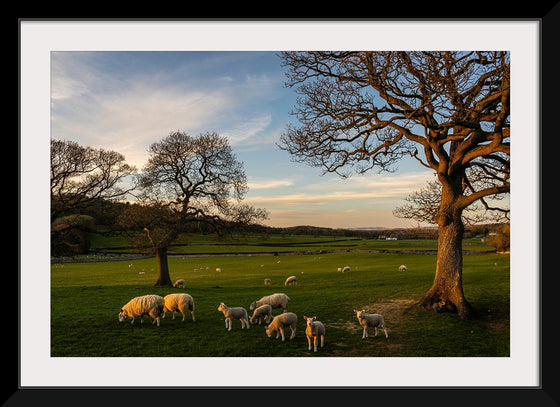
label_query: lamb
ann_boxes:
[264,278,271,286]
[342,266,350,273]
[162,293,195,322]
[249,304,273,325]
[217,302,250,331]
[353,309,388,339]
[304,316,326,352]
[265,312,298,341]
[118,294,165,326]
[173,279,186,288]
[249,293,290,312]
[284,275,297,286]
[398,265,407,272]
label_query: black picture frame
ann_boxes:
[15,8,553,405]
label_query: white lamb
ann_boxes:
[342,266,350,273]
[173,279,186,288]
[249,293,290,312]
[162,293,195,322]
[118,294,165,326]
[284,275,297,286]
[304,316,326,352]
[265,312,298,341]
[398,265,407,272]
[217,302,250,331]
[353,309,388,339]
[264,278,271,286]
[250,304,273,325]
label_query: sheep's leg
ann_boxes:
[374,327,378,337]
[191,311,196,322]
[320,335,324,348]
[130,317,135,325]
[279,327,285,341]
[382,326,388,338]
[227,319,232,331]
[307,335,312,351]
[172,312,176,320]
[362,326,367,339]
[244,318,250,329]
[313,336,318,352]
[155,316,160,326]
[290,325,296,340]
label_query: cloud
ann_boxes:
[248,179,294,189]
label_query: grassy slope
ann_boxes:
[51,243,509,357]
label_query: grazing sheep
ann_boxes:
[217,302,250,331]
[265,312,298,341]
[304,316,326,352]
[118,294,165,326]
[249,293,290,312]
[337,267,342,272]
[342,266,350,273]
[284,275,297,286]
[173,279,186,288]
[353,309,388,339]
[264,278,271,286]
[398,265,407,272]
[162,293,195,322]
[216,268,221,272]
[250,304,273,325]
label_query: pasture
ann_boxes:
[51,237,510,358]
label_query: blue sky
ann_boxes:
[51,51,435,229]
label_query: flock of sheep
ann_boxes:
[118,264,406,353]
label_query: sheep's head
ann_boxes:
[353,309,366,319]
[217,303,226,312]
[249,301,257,311]
[265,325,273,337]
[118,309,127,323]
[303,315,317,327]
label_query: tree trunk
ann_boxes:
[418,181,473,318]
[154,247,173,287]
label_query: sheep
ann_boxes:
[265,312,298,341]
[303,316,326,352]
[398,265,407,272]
[118,294,165,326]
[353,309,388,339]
[173,278,186,288]
[342,266,350,273]
[162,293,195,322]
[264,278,271,286]
[250,304,273,325]
[284,275,297,286]
[216,268,221,272]
[217,302,250,331]
[249,293,290,312]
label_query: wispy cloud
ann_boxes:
[248,179,294,189]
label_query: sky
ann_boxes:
[51,51,436,229]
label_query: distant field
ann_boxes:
[51,237,509,358]
[86,232,494,257]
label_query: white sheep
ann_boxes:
[173,279,186,288]
[264,278,271,286]
[250,304,273,325]
[284,275,297,286]
[342,266,350,273]
[118,294,165,326]
[265,312,298,341]
[353,309,388,339]
[398,265,407,272]
[216,268,221,272]
[304,316,326,352]
[162,293,195,322]
[217,302,249,331]
[249,293,290,312]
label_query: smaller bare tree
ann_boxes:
[129,131,268,286]
[50,139,137,220]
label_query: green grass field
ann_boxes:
[51,236,510,358]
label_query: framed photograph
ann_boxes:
[17,15,550,404]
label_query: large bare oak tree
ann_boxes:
[279,51,510,318]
